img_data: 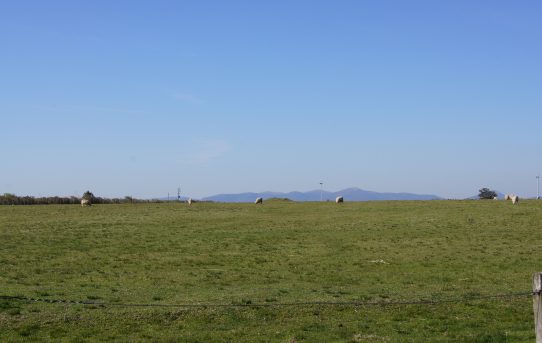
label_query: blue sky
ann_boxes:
[1,1,541,199]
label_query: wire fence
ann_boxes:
[0,291,532,309]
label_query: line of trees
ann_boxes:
[478,188,498,200]
[0,193,160,205]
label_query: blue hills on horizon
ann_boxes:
[198,187,443,203]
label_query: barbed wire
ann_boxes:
[0,291,532,309]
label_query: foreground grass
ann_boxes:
[0,200,540,341]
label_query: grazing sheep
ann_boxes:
[255,197,263,204]
[81,199,91,207]
[505,194,519,204]
[187,198,193,206]
[493,196,499,200]
[335,196,344,204]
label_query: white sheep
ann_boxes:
[255,197,263,204]
[81,199,91,207]
[187,198,193,206]
[335,196,344,204]
[505,194,519,204]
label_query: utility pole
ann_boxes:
[177,186,181,202]
[537,175,540,200]
[320,182,323,202]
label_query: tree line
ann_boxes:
[478,188,497,200]
[0,192,164,205]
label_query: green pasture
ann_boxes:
[0,200,541,342]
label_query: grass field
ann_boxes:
[0,200,541,342]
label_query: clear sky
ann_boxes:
[1,1,541,199]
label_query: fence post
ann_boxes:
[533,272,542,343]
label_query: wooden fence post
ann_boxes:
[533,272,542,343]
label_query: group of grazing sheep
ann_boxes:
[80,194,522,207]
[253,195,520,205]
[80,196,347,206]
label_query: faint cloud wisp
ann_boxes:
[186,139,231,165]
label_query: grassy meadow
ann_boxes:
[0,200,541,342]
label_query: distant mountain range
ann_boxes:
[199,187,442,202]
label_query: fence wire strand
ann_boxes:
[0,291,532,309]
